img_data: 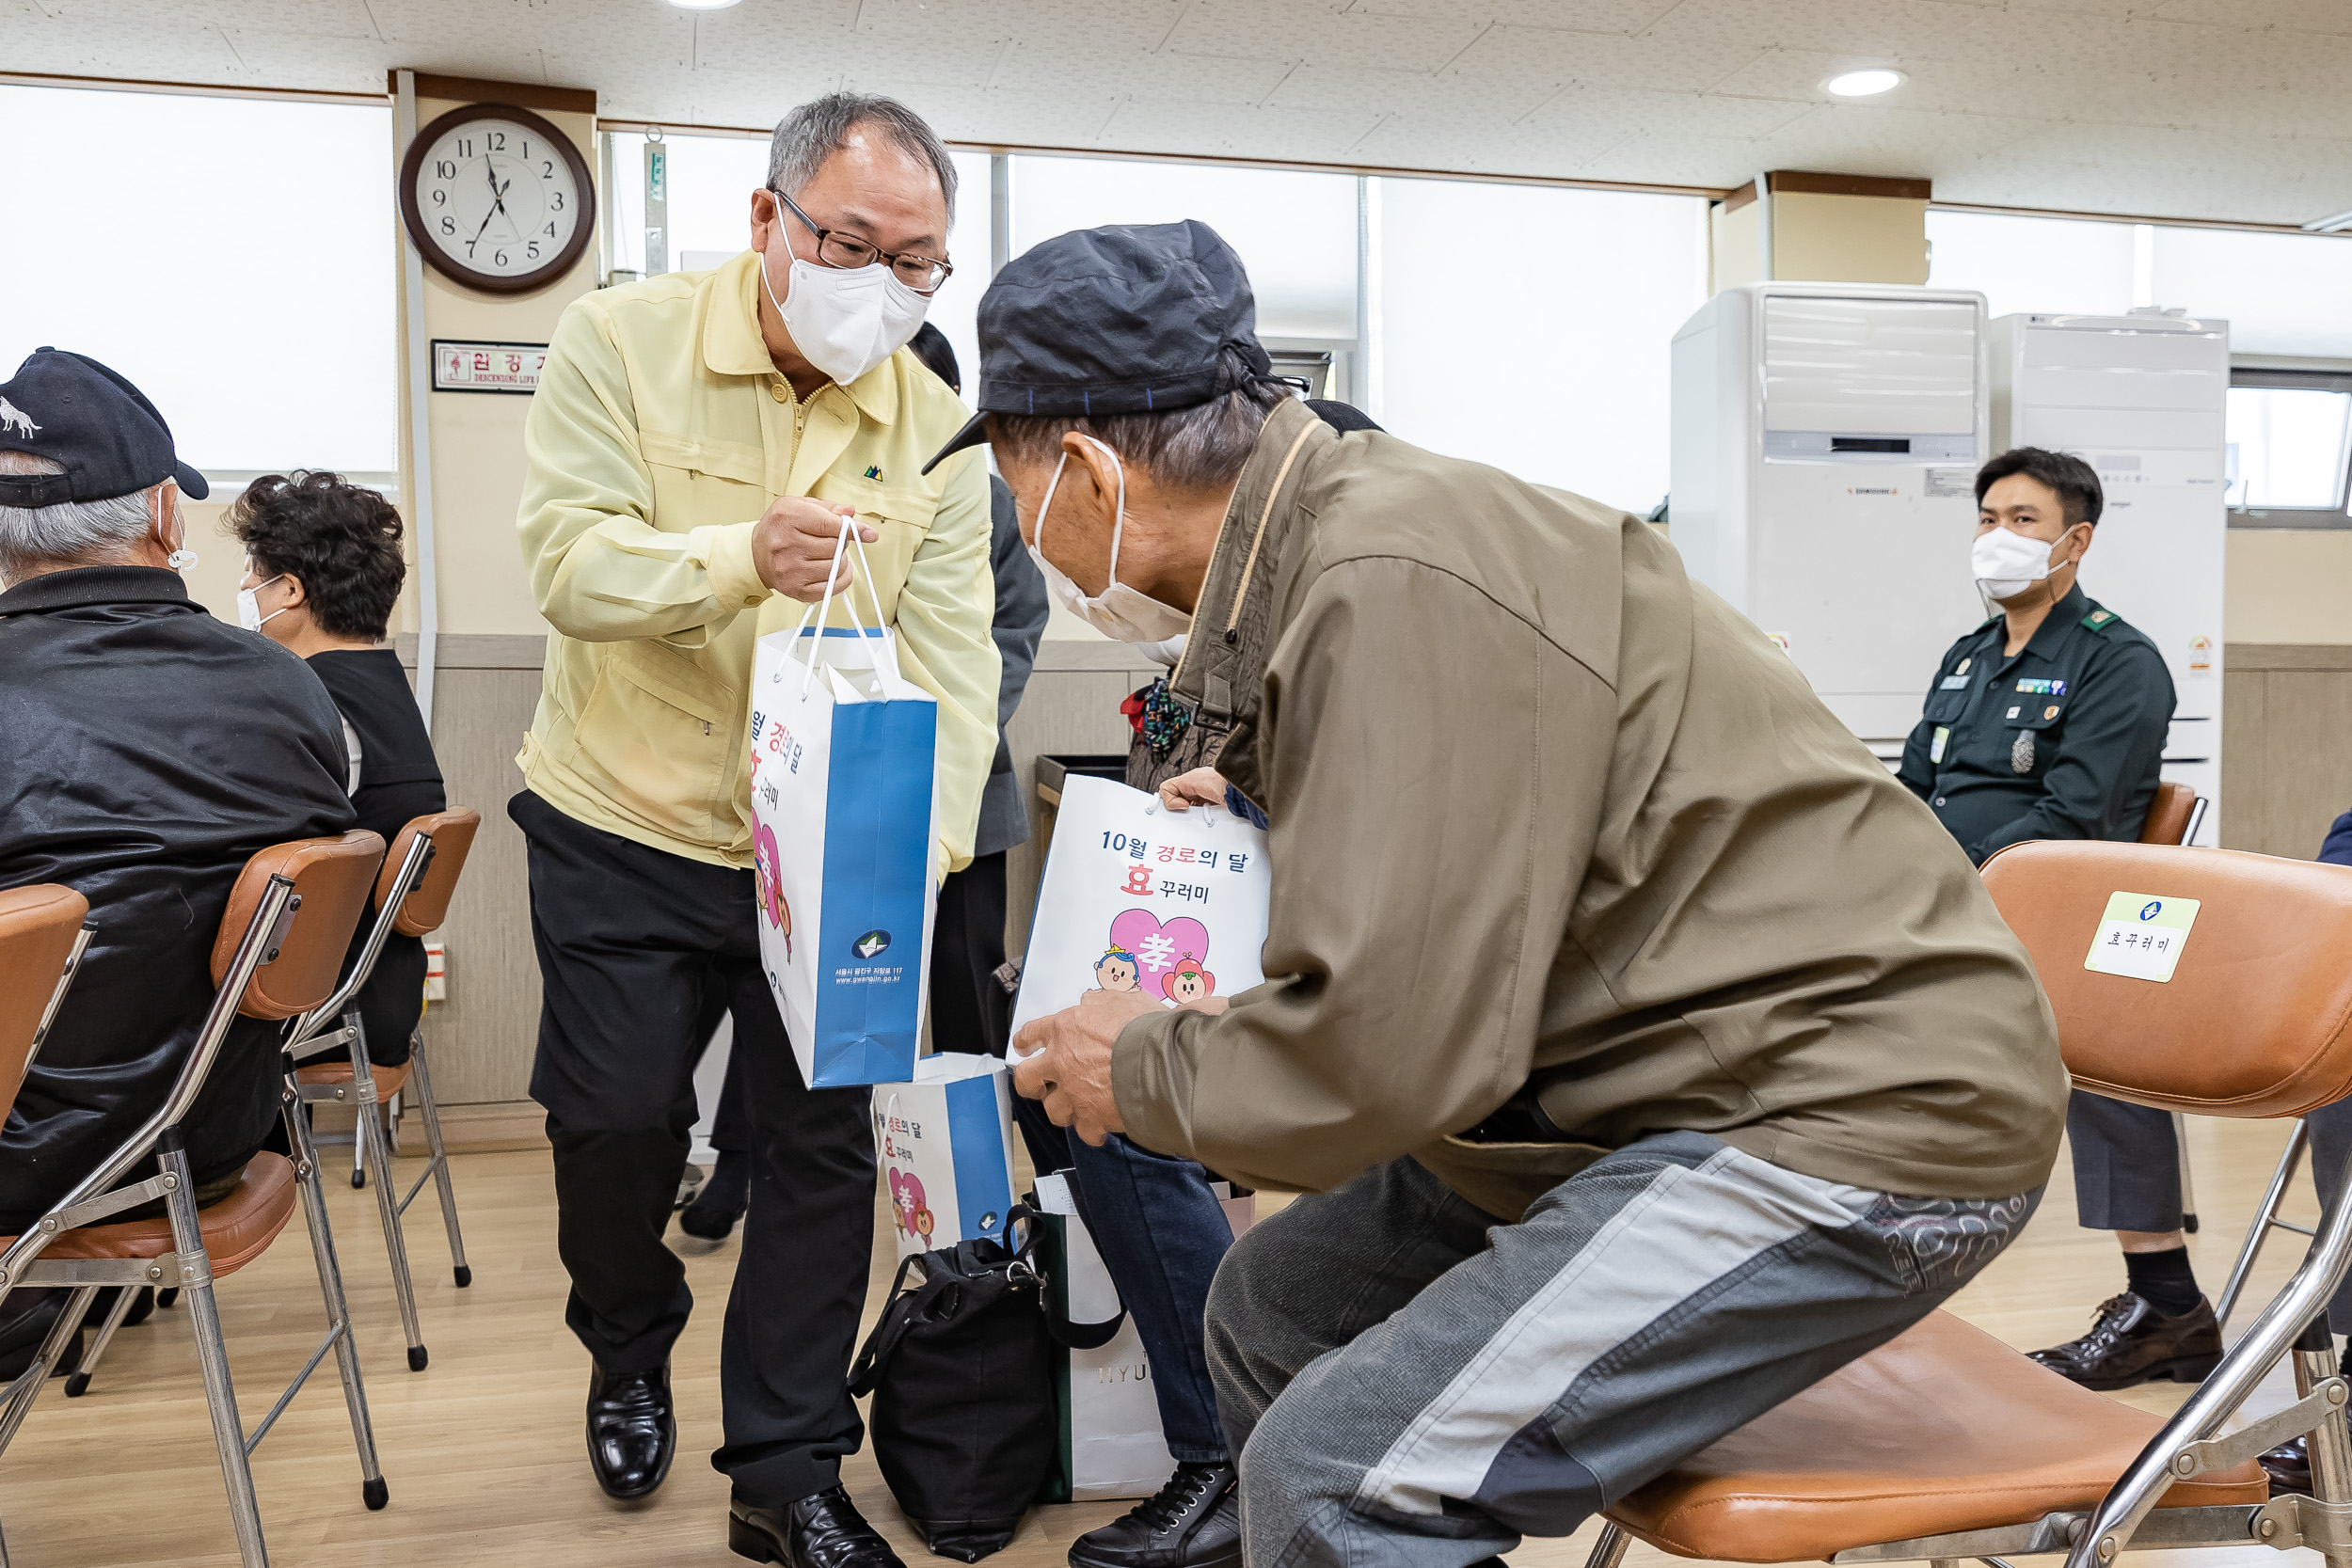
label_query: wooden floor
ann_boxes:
[0,1115,2328,1568]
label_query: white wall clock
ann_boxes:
[399,103,594,294]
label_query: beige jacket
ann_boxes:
[515,251,999,872]
[1111,398,2069,1219]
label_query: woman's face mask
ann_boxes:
[238,565,290,634]
[1028,436,1194,644]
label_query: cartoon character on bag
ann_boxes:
[1162,957,1216,1006]
[1093,947,1140,993]
[888,1167,931,1242]
[754,823,792,961]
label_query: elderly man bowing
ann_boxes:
[512,92,996,1567]
[970,223,2067,1568]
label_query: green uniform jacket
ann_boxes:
[1897,586,2175,866]
[1109,398,2069,1221]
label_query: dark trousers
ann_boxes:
[2067,1088,2185,1233]
[511,790,875,1506]
[1014,1098,1233,1464]
[929,852,1011,1056]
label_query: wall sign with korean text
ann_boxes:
[431,341,548,394]
[2083,891,2201,983]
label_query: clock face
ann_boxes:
[400,104,593,293]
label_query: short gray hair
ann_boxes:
[986,350,1293,493]
[768,92,957,222]
[0,451,156,582]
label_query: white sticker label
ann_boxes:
[2083,891,2201,983]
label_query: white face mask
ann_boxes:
[1030,437,1194,644]
[238,570,289,633]
[760,191,930,387]
[1972,526,2074,602]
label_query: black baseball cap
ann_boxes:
[921,219,1274,475]
[0,348,208,506]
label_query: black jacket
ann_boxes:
[0,566,355,1228]
[309,648,445,1067]
[1897,584,2175,865]
[977,475,1049,858]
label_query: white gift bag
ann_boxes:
[1010,775,1272,1041]
[872,1053,1019,1259]
[1033,1172,1256,1503]
[749,522,940,1088]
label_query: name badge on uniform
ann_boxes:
[1931,726,1950,763]
[1939,674,1969,690]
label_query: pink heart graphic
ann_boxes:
[1108,909,1210,980]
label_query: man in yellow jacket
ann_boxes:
[510,93,996,1567]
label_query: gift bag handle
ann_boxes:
[790,511,890,694]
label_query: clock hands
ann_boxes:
[469,154,517,249]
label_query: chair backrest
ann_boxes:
[208,832,386,1020]
[1981,839,2352,1117]
[374,807,480,938]
[2137,780,2197,846]
[0,884,90,1117]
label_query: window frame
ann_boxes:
[2229,365,2352,530]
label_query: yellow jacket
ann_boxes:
[515,250,999,873]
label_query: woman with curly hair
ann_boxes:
[230,470,446,1069]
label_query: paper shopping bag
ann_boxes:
[749,539,940,1088]
[1010,775,1272,1042]
[1031,1172,1256,1503]
[873,1053,1019,1258]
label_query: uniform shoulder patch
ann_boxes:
[2081,607,2121,634]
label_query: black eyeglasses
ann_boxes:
[771,187,953,294]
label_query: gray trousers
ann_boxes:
[1206,1132,2039,1568]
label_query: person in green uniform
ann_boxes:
[1899,446,2202,1392]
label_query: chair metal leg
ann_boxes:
[406,1035,470,1288]
[159,1139,268,1568]
[2218,1119,2310,1329]
[285,1087,389,1509]
[347,1013,427,1371]
[2174,1111,2200,1234]
[0,1284,97,1459]
[1583,1521,1630,1568]
[63,1281,142,1398]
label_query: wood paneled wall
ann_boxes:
[2221,643,2352,858]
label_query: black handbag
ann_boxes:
[850,1208,1122,1561]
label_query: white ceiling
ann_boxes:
[9,0,2352,227]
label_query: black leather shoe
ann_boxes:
[1068,1461,1241,1568]
[729,1486,906,1568]
[2262,1434,2313,1496]
[681,1150,751,1242]
[2028,1292,2224,1391]
[585,1361,675,1500]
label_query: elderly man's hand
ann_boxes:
[754,495,880,603]
[1009,988,1167,1146]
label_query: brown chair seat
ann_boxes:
[5,1155,298,1278]
[295,1057,413,1101]
[1610,1310,2267,1563]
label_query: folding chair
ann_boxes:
[1581,840,2352,1568]
[2133,782,2210,1232]
[0,885,92,1107]
[284,808,479,1372]
[0,832,389,1568]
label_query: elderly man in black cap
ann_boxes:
[967,225,2063,1568]
[0,348,355,1372]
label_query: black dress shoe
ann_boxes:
[2262,1434,2313,1496]
[586,1361,675,1499]
[1069,1461,1241,1568]
[2028,1292,2223,1391]
[681,1149,751,1242]
[730,1486,906,1568]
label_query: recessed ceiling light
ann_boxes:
[1825,69,1904,97]
[668,0,742,9]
